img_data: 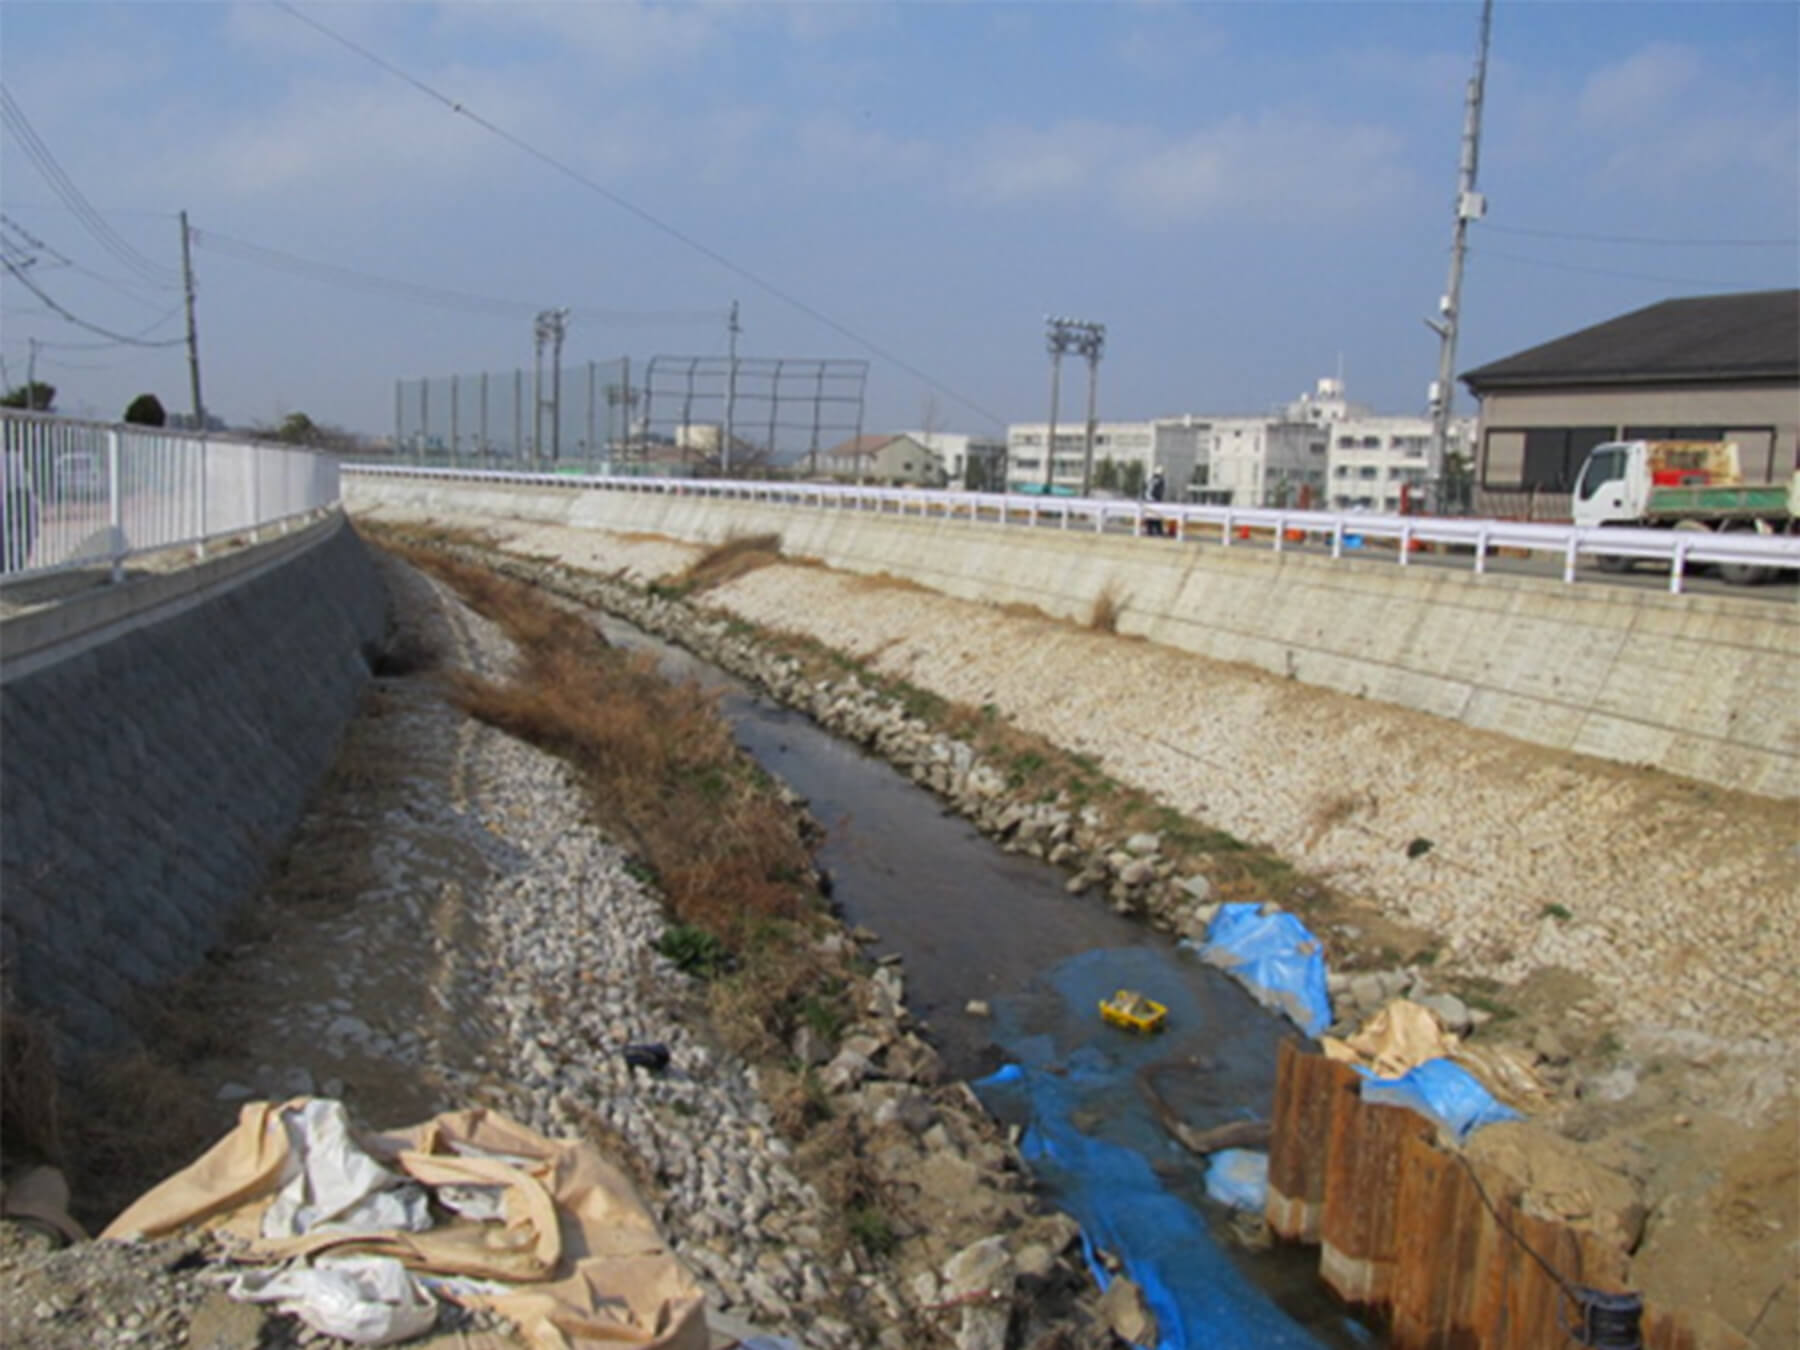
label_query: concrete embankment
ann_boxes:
[0,516,387,1051]
[344,474,1800,799]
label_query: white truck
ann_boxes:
[1572,439,1799,584]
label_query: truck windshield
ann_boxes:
[1578,446,1628,500]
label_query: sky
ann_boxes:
[1,1,1796,444]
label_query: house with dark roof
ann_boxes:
[1460,289,1798,513]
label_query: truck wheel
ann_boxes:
[1716,520,1774,586]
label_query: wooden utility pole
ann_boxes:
[180,211,205,430]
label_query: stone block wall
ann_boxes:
[0,517,387,1052]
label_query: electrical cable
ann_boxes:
[0,88,182,288]
[3,212,181,311]
[1,260,188,348]
[191,227,721,324]
[1453,1151,1642,1349]
[272,1,1007,428]
[1473,246,1775,292]
[29,304,185,351]
[1484,222,1798,248]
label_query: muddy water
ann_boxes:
[596,614,1378,1349]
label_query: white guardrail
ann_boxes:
[1,410,341,582]
[348,462,1800,596]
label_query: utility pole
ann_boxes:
[723,300,740,477]
[531,308,568,466]
[532,319,545,466]
[550,308,567,463]
[26,338,38,406]
[1425,0,1492,476]
[180,211,205,431]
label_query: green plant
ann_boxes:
[1541,903,1573,922]
[656,923,733,978]
[846,1202,898,1257]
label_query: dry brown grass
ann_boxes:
[392,543,821,959]
[847,571,930,595]
[1088,583,1125,633]
[676,533,783,594]
[0,1010,64,1169]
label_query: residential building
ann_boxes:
[816,434,942,485]
[1461,289,1799,518]
[1323,413,1475,513]
[1004,418,1205,497]
[899,430,1007,490]
[1204,416,1329,508]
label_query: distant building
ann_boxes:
[898,430,1007,489]
[1461,289,1800,516]
[1203,416,1328,508]
[1004,418,1205,497]
[817,433,942,485]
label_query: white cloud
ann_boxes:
[960,113,1415,225]
[1578,42,1702,132]
[1569,41,1796,194]
[433,1,731,80]
[792,115,939,186]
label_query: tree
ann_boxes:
[123,393,167,427]
[1093,456,1120,492]
[0,381,54,411]
[1120,460,1146,500]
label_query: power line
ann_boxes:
[191,227,722,325]
[30,304,185,351]
[1,259,188,348]
[3,212,179,311]
[0,87,182,289]
[1474,246,1773,292]
[1485,222,1799,248]
[273,1,1006,428]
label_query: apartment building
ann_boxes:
[1004,418,1205,496]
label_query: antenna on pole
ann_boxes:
[1425,0,1493,476]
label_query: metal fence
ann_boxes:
[2,410,340,581]
[341,463,1800,596]
[392,360,632,471]
[639,356,868,475]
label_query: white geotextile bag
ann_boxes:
[228,1253,438,1345]
[263,1099,431,1239]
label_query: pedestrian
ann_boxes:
[1145,465,1167,536]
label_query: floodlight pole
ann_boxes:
[1077,322,1106,497]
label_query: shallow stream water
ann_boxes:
[594,612,1380,1349]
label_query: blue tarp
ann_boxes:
[1357,1058,1521,1142]
[1204,1149,1270,1212]
[1191,904,1333,1037]
[978,1060,1325,1350]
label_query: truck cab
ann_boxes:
[1571,442,1645,528]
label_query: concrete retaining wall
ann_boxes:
[0,515,388,1051]
[349,476,1799,799]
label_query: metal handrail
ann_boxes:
[3,410,342,583]
[341,462,1800,596]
